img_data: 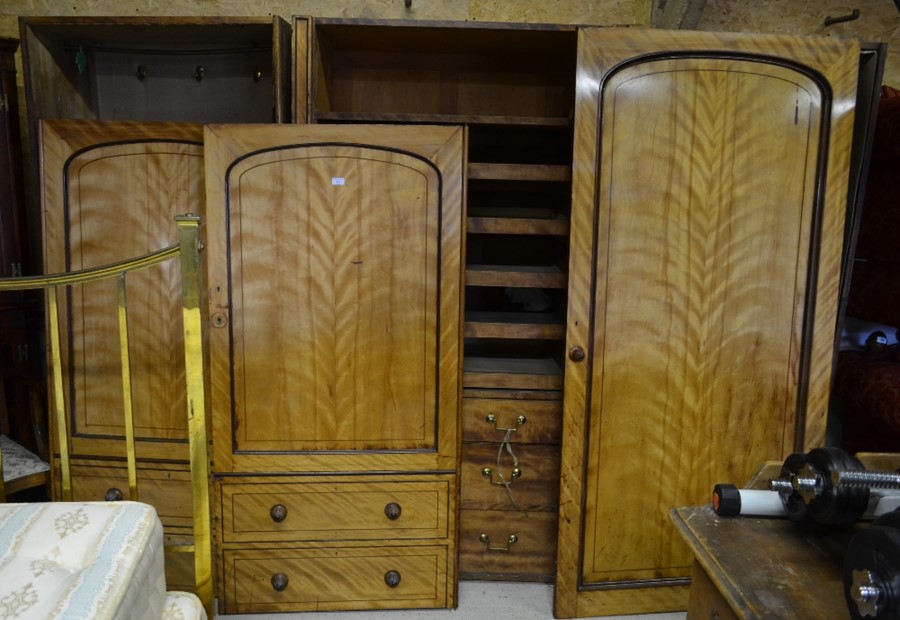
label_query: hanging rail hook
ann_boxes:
[824,9,860,26]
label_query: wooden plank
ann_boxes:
[468,162,571,182]
[463,356,563,391]
[467,213,569,236]
[465,311,566,340]
[466,265,567,289]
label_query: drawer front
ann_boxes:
[221,479,451,542]
[459,509,558,580]
[58,460,193,530]
[461,444,560,511]
[222,546,449,613]
[462,396,562,444]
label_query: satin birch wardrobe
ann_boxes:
[23,15,876,617]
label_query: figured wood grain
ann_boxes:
[555,28,859,618]
[204,124,463,474]
[223,545,450,613]
[220,478,450,543]
[40,119,204,463]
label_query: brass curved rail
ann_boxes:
[0,214,212,618]
[0,244,179,291]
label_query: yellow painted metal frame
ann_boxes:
[0,215,213,618]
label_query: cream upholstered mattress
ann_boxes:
[0,501,170,619]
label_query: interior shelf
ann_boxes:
[467,211,569,236]
[465,311,566,340]
[466,265,567,289]
[463,356,564,391]
[309,19,577,398]
[468,163,571,182]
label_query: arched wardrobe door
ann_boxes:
[555,28,859,617]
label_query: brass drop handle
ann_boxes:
[384,502,402,521]
[483,466,522,485]
[271,573,289,592]
[485,414,526,433]
[479,533,518,552]
[105,487,124,501]
[384,570,402,588]
[270,504,288,523]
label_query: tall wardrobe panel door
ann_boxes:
[230,147,436,451]
[205,124,464,474]
[585,59,821,584]
[41,120,205,461]
[556,29,859,617]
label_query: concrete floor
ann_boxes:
[217,581,688,620]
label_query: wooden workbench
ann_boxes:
[671,504,859,618]
[671,454,900,619]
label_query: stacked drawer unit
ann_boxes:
[217,476,455,612]
[459,390,562,580]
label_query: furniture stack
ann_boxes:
[11,14,878,617]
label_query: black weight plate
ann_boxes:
[806,447,870,526]
[844,524,900,619]
[780,452,809,523]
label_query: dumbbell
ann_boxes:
[713,447,900,526]
[843,508,900,619]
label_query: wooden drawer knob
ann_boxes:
[384,502,402,521]
[105,487,124,501]
[384,570,402,588]
[271,573,289,592]
[270,504,288,523]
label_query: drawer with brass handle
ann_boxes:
[460,444,560,511]
[220,477,452,542]
[462,394,562,444]
[459,508,558,581]
[221,545,450,613]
